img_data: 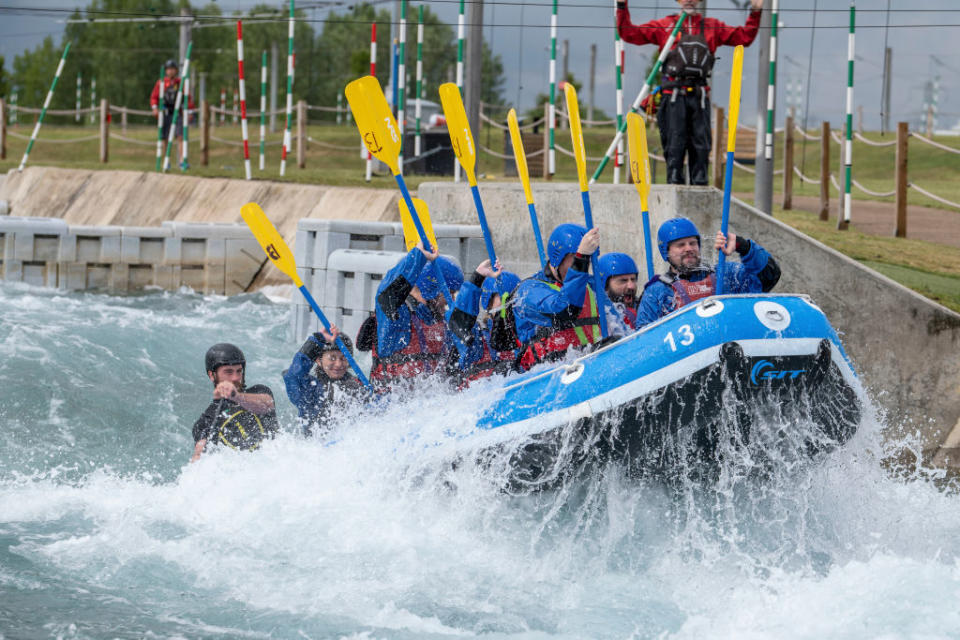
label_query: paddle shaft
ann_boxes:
[640,210,655,281]
[579,190,609,338]
[715,151,735,296]
[527,203,547,269]
[393,174,454,306]
[469,184,497,267]
[298,284,373,389]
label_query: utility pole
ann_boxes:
[881,47,892,135]
[465,0,484,139]
[753,0,773,214]
[270,41,279,132]
[199,72,207,110]
[179,7,191,66]
[588,43,596,124]
[562,39,569,82]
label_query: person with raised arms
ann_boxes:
[447,260,522,384]
[283,326,365,438]
[511,224,608,371]
[637,217,780,326]
[356,243,464,389]
[191,343,278,462]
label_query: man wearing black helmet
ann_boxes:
[150,59,190,169]
[190,343,279,462]
[284,325,364,437]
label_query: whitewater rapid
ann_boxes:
[2,283,960,639]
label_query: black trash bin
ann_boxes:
[404,131,454,175]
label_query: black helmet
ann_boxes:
[164,59,178,70]
[205,343,245,373]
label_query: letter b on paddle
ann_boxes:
[265,244,281,261]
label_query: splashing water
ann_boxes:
[2,283,960,639]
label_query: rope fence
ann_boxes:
[854,132,897,148]
[909,182,960,210]
[910,132,960,155]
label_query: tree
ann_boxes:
[525,72,582,122]
[0,56,9,99]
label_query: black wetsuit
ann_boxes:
[192,384,279,451]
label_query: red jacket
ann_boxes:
[617,9,761,56]
[149,77,195,110]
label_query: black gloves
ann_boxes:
[471,270,485,287]
[299,334,325,361]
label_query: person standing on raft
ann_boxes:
[191,343,278,462]
[637,217,780,326]
[355,243,464,389]
[283,326,364,438]
[511,224,610,371]
[616,0,763,185]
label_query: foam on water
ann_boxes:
[2,283,960,639]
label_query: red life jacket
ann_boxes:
[370,313,448,385]
[459,337,518,387]
[621,304,637,329]
[518,285,600,371]
[670,272,717,309]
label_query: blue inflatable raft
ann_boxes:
[457,294,863,487]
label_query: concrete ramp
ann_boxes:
[419,181,960,464]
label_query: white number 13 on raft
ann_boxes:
[663,325,695,352]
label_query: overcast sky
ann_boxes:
[2,0,958,131]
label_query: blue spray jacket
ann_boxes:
[283,343,364,436]
[511,257,595,345]
[636,238,781,327]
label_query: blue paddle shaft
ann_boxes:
[640,209,655,281]
[298,284,372,390]
[527,203,547,269]
[579,190,609,339]
[469,184,498,267]
[393,174,454,306]
[716,150,735,296]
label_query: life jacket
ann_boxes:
[162,78,180,110]
[370,312,449,385]
[458,338,517,387]
[518,283,600,371]
[620,303,638,330]
[216,407,271,451]
[661,269,717,309]
[300,371,364,437]
[662,32,714,89]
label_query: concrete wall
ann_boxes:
[419,181,960,462]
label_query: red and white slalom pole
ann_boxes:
[237,20,252,180]
[365,21,376,181]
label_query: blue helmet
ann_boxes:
[597,253,639,290]
[547,223,587,268]
[480,271,521,310]
[657,217,700,260]
[416,256,463,300]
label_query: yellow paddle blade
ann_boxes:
[626,112,652,211]
[345,75,402,175]
[726,45,745,153]
[438,83,477,185]
[564,83,589,192]
[398,197,438,252]
[240,202,303,288]
[507,108,534,206]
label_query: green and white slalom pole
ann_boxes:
[455,0,465,183]
[589,11,686,184]
[162,41,192,172]
[9,87,17,125]
[89,77,96,124]
[415,4,424,158]
[548,0,558,176]
[279,0,294,177]
[19,42,71,172]
[763,0,779,163]
[840,2,855,230]
[260,50,267,170]
[155,65,165,171]
[613,26,624,184]
[182,72,190,170]
[75,72,82,123]
[397,0,407,174]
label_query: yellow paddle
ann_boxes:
[399,197,438,251]
[717,45,744,295]
[240,202,371,389]
[626,112,655,280]
[438,82,499,271]
[345,75,453,305]
[563,82,608,338]
[507,108,547,268]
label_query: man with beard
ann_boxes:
[598,252,640,331]
[637,217,780,326]
[361,243,464,389]
[191,343,278,462]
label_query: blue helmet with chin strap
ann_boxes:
[597,253,639,290]
[480,271,521,310]
[657,217,700,260]
[416,256,464,300]
[547,223,587,268]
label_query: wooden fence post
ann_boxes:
[543,102,551,180]
[297,99,306,169]
[782,115,794,210]
[99,99,109,163]
[0,98,6,160]
[201,100,210,167]
[819,121,830,221]
[713,106,724,189]
[895,121,909,238]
